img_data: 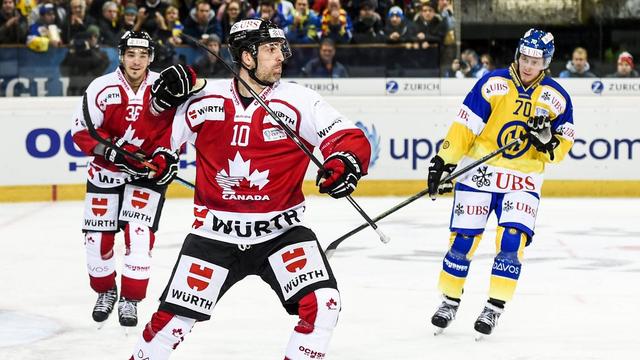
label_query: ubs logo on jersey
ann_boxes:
[215,152,270,201]
[91,197,108,216]
[497,121,531,159]
[187,263,214,291]
[282,248,307,273]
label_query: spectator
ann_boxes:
[96,1,120,46]
[60,26,109,95]
[480,53,495,71]
[274,0,295,27]
[192,34,229,78]
[218,0,246,43]
[26,3,62,51]
[412,1,446,48]
[559,47,597,78]
[286,0,319,44]
[443,57,470,78]
[61,0,96,44]
[183,0,222,40]
[15,0,35,19]
[460,48,487,78]
[120,3,137,34]
[607,51,639,78]
[383,6,411,44]
[136,0,168,35]
[352,0,383,44]
[437,0,455,31]
[320,0,352,44]
[30,1,65,28]
[256,0,287,29]
[0,0,28,44]
[301,38,348,77]
[155,4,183,45]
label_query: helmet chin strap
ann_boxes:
[241,57,274,87]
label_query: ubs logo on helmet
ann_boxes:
[497,121,530,159]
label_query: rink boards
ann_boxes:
[1,78,639,201]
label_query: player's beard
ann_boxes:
[256,64,282,85]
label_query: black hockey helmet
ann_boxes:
[227,19,291,64]
[118,31,155,62]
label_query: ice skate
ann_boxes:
[430,297,460,335]
[92,286,118,327]
[474,302,504,340]
[118,297,138,328]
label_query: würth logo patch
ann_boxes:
[282,247,307,273]
[131,190,150,209]
[91,197,108,216]
[187,263,214,291]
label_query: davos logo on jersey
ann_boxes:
[215,152,270,201]
[497,121,531,159]
[355,121,380,168]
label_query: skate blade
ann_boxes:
[433,326,445,336]
[96,321,107,330]
[474,332,485,341]
[123,327,130,337]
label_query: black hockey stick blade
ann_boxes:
[324,137,523,258]
[81,93,195,190]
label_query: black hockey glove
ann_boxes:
[148,147,179,185]
[103,137,150,177]
[316,152,362,199]
[524,115,560,161]
[150,64,197,114]
[427,155,457,200]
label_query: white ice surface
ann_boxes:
[0,196,639,359]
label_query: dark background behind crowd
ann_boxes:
[0,0,638,93]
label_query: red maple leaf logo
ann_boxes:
[326,298,337,310]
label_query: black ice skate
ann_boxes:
[431,296,460,335]
[474,302,504,340]
[92,286,118,325]
[118,297,138,327]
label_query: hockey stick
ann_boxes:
[81,93,195,190]
[181,33,390,244]
[324,137,523,258]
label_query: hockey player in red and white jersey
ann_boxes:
[71,31,183,328]
[129,19,371,359]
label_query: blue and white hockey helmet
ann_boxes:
[515,29,555,68]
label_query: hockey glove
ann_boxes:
[150,64,197,114]
[524,115,560,160]
[148,147,179,185]
[316,152,362,199]
[103,137,150,177]
[427,155,457,200]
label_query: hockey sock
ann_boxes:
[86,231,116,293]
[438,232,482,298]
[130,310,195,360]
[489,227,527,301]
[284,289,340,360]
[122,223,155,300]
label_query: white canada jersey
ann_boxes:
[153,79,370,245]
[71,68,160,188]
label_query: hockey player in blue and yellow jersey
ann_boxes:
[427,29,575,338]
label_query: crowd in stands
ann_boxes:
[0,0,637,79]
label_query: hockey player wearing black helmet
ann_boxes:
[118,31,155,93]
[227,18,291,87]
